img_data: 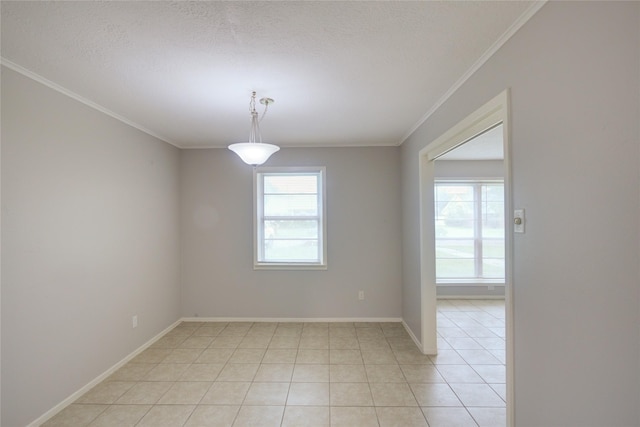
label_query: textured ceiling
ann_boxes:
[1,1,539,148]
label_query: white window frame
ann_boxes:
[434,179,505,284]
[254,166,327,270]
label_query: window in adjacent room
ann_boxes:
[434,180,505,282]
[254,167,327,269]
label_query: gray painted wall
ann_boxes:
[401,2,639,426]
[1,67,182,427]
[180,147,402,319]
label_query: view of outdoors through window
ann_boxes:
[258,172,323,263]
[435,181,505,280]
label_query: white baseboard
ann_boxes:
[181,316,403,323]
[27,319,182,427]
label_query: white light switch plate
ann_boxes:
[514,209,525,233]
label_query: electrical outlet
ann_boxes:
[358,291,365,300]
[132,315,138,329]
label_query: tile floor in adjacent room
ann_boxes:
[43,299,506,427]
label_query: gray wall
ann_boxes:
[180,147,402,319]
[1,67,182,427]
[402,2,639,426]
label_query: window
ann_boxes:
[434,180,504,282]
[254,167,327,269]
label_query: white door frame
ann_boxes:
[418,89,514,426]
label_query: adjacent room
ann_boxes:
[2,1,639,427]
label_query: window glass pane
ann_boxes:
[436,240,475,258]
[482,240,505,258]
[264,195,318,216]
[483,184,504,202]
[436,184,474,202]
[436,259,475,278]
[263,239,319,262]
[264,175,318,194]
[482,259,505,278]
[264,220,318,239]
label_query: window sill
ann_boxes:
[254,263,328,271]
[437,279,505,286]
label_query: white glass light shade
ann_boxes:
[228,142,280,166]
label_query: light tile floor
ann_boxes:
[43,299,505,427]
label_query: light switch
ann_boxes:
[514,209,525,233]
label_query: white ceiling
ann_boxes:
[1,1,538,149]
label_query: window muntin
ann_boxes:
[435,180,505,282]
[255,167,326,269]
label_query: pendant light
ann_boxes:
[228,91,280,165]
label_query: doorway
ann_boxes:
[418,90,513,425]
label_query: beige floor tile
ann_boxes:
[468,407,506,427]
[254,363,294,382]
[400,364,445,383]
[281,406,330,427]
[237,335,272,349]
[489,383,507,401]
[216,363,259,381]
[330,382,373,406]
[232,405,284,427]
[330,364,368,382]
[132,348,172,363]
[107,363,155,381]
[42,404,107,427]
[329,336,360,349]
[370,382,418,406]
[157,381,212,404]
[329,349,363,364]
[244,382,290,405]
[393,349,432,364]
[87,404,151,427]
[196,348,234,364]
[421,407,477,427]
[192,325,226,337]
[115,382,173,404]
[209,336,243,349]
[449,383,505,407]
[287,382,330,405]
[75,381,135,404]
[301,328,329,338]
[179,363,224,381]
[144,363,190,381]
[150,335,188,349]
[330,406,378,427]
[179,336,215,349]
[409,383,462,407]
[292,364,329,382]
[296,349,329,364]
[358,338,391,351]
[136,404,195,427]
[329,328,357,339]
[299,335,329,349]
[268,335,301,348]
[219,324,252,336]
[361,348,397,365]
[376,406,429,427]
[456,349,502,365]
[162,348,204,364]
[200,382,250,405]
[262,348,298,364]
[183,405,239,427]
[365,364,405,383]
[356,328,385,339]
[228,348,265,364]
[427,350,467,365]
[471,365,506,383]
[436,365,484,383]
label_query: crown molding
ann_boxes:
[1,58,181,148]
